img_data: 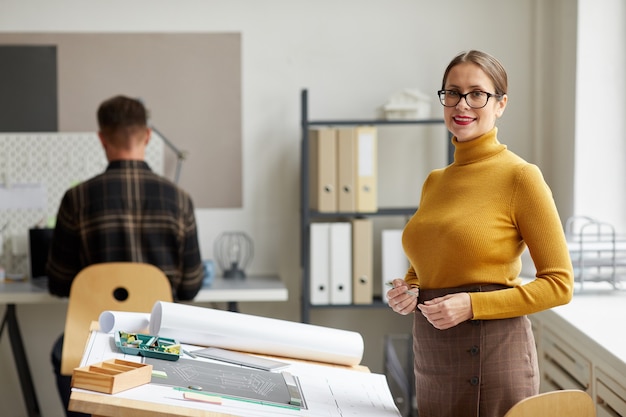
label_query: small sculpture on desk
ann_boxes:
[214,231,254,279]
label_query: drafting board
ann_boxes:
[77,330,402,417]
[145,357,305,409]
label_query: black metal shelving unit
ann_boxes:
[300,89,451,323]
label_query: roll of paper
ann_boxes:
[149,301,364,366]
[98,311,150,334]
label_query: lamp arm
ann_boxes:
[150,125,186,184]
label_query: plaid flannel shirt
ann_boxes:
[46,160,203,301]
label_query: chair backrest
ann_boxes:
[60,262,174,375]
[503,389,596,417]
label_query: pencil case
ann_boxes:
[115,331,181,361]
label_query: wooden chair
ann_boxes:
[60,262,174,375]
[503,389,596,417]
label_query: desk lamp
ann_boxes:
[150,125,187,184]
[214,232,254,279]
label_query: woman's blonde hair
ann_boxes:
[441,50,508,96]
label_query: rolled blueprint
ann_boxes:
[99,311,150,334]
[149,301,364,366]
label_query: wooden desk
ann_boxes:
[0,275,287,417]
[71,391,239,417]
[69,331,396,417]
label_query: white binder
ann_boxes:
[329,222,352,305]
[381,229,409,304]
[310,223,330,304]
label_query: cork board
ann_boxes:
[0,33,242,208]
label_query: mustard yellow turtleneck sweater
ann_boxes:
[402,128,574,320]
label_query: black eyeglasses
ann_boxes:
[437,89,503,109]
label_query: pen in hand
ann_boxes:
[385,281,419,297]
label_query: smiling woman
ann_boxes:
[386,50,574,417]
[438,53,508,142]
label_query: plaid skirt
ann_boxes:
[413,285,539,417]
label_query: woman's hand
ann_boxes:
[387,279,418,316]
[417,293,473,330]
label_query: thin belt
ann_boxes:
[418,284,509,304]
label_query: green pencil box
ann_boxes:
[115,331,181,361]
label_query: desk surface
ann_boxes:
[70,331,397,417]
[520,276,626,362]
[0,278,63,305]
[548,283,626,361]
[193,275,288,303]
[70,390,237,417]
[0,275,287,305]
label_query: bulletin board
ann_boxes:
[0,133,163,277]
[0,32,242,209]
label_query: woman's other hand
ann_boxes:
[417,293,473,330]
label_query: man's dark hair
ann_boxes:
[97,95,148,140]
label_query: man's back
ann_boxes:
[47,159,203,300]
[48,161,202,299]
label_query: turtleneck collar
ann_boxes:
[452,127,506,165]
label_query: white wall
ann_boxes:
[530,0,578,222]
[0,1,578,416]
[575,0,626,231]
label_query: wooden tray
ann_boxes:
[72,359,152,394]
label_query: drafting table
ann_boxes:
[69,330,401,417]
[0,275,287,417]
[192,275,288,312]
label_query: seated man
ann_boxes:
[47,95,203,417]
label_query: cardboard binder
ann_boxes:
[381,229,409,304]
[329,222,352,304]
[336,128,356,212]
[351,218,373,304]
[310,223,330,304]
[355,126,377,212]
[309,128,337,212]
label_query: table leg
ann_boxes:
[0,304,42,417]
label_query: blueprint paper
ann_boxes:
[98,311,150,334]
[149,301,364,366]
